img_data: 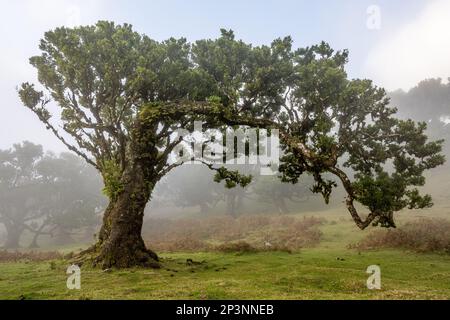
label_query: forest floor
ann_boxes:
[0,209,449,300]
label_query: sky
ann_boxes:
[1,0,449,152]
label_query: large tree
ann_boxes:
[19,22,444,268]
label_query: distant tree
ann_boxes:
[155,165,222,215]
[253,176,312,214]
[0,142,44,248]
[220,185,246,218]
[0,142,103,248]
[28,152,104,247]
[390,78,450,140]
[155,165,252,217]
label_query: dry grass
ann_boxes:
[143,215,324,252]
[214,241,258,253]
[0,250,62,263]
[351,218,450,253]
[214,241,293,253]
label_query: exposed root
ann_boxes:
[71,242,160,269]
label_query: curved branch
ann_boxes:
[28,107,99,170]
[327,166,378,230]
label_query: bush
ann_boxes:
[351,218,450,253]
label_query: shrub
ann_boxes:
[351,218,450,253]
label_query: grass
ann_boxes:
[0,208,449,300]
[0,249,449,300]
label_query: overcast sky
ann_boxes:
[1,0,449,152]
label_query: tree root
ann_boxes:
[71,242,160,269]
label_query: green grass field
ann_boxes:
[1,209,449,300]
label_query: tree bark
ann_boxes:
[97,199,116,245]
[92,161,160,269]
[78,116,163,269]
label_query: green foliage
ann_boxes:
[310,174,337,205]
[18,83,51,121]
[101,160,124,201]
[213,167,252,189]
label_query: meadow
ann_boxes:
[1,208,449,300]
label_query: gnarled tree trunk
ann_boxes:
[92,162,160,269]
[87,118,163,269]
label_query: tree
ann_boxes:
[29,152,104,247]
[155,165,222,215]
[253,176,312,214]
[155,165,257,217]
[0,142,44,248]
[19,22,444,268]
[389,78,450,142]
[0,142,103,248]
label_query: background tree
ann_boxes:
[0,142,103,248]
[0,142,44,248]
[28,152,104,247]
[252,176,313,214]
